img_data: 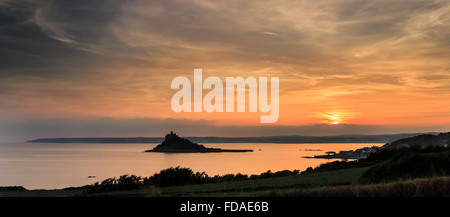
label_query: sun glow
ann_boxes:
[322,113,344,125]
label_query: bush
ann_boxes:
[211,173,249,183]
[252,170,300,179]
[147,167,197,187]
[300,160,362,175]
[87,174,143,194]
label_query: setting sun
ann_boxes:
[322,114,345,125]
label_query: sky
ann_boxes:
[1,0,450,142]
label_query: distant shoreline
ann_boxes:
[25,132,433,144]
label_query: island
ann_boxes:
[144,131,253,153]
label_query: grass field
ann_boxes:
[255,176,450,197]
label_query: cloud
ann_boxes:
[2,0,449,75]
[2,0,449,71]
[0,0,143,73]
[262,32,279,36]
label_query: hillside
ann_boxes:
[383,132,450,149]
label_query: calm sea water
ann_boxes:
[0,142,383,189]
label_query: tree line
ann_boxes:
[86,167,299,194]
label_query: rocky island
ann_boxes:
[145,131,253,153]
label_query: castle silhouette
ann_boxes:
[145,131,253,153]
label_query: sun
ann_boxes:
[322,114,344,125]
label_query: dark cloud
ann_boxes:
[2,0,449,75]
[418,74,450,81]
[0,0,138,74]
[0,2,61,70]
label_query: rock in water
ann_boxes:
[145,131,253,153]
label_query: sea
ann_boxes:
[0,142,383,189]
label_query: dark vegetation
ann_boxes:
[86,167,300,194]
[87,175,143,194]
[358,146,450,184]
[0,186,27,191]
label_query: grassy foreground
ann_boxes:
[253,176,450,197]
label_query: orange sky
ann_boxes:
[1,0,450,140]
